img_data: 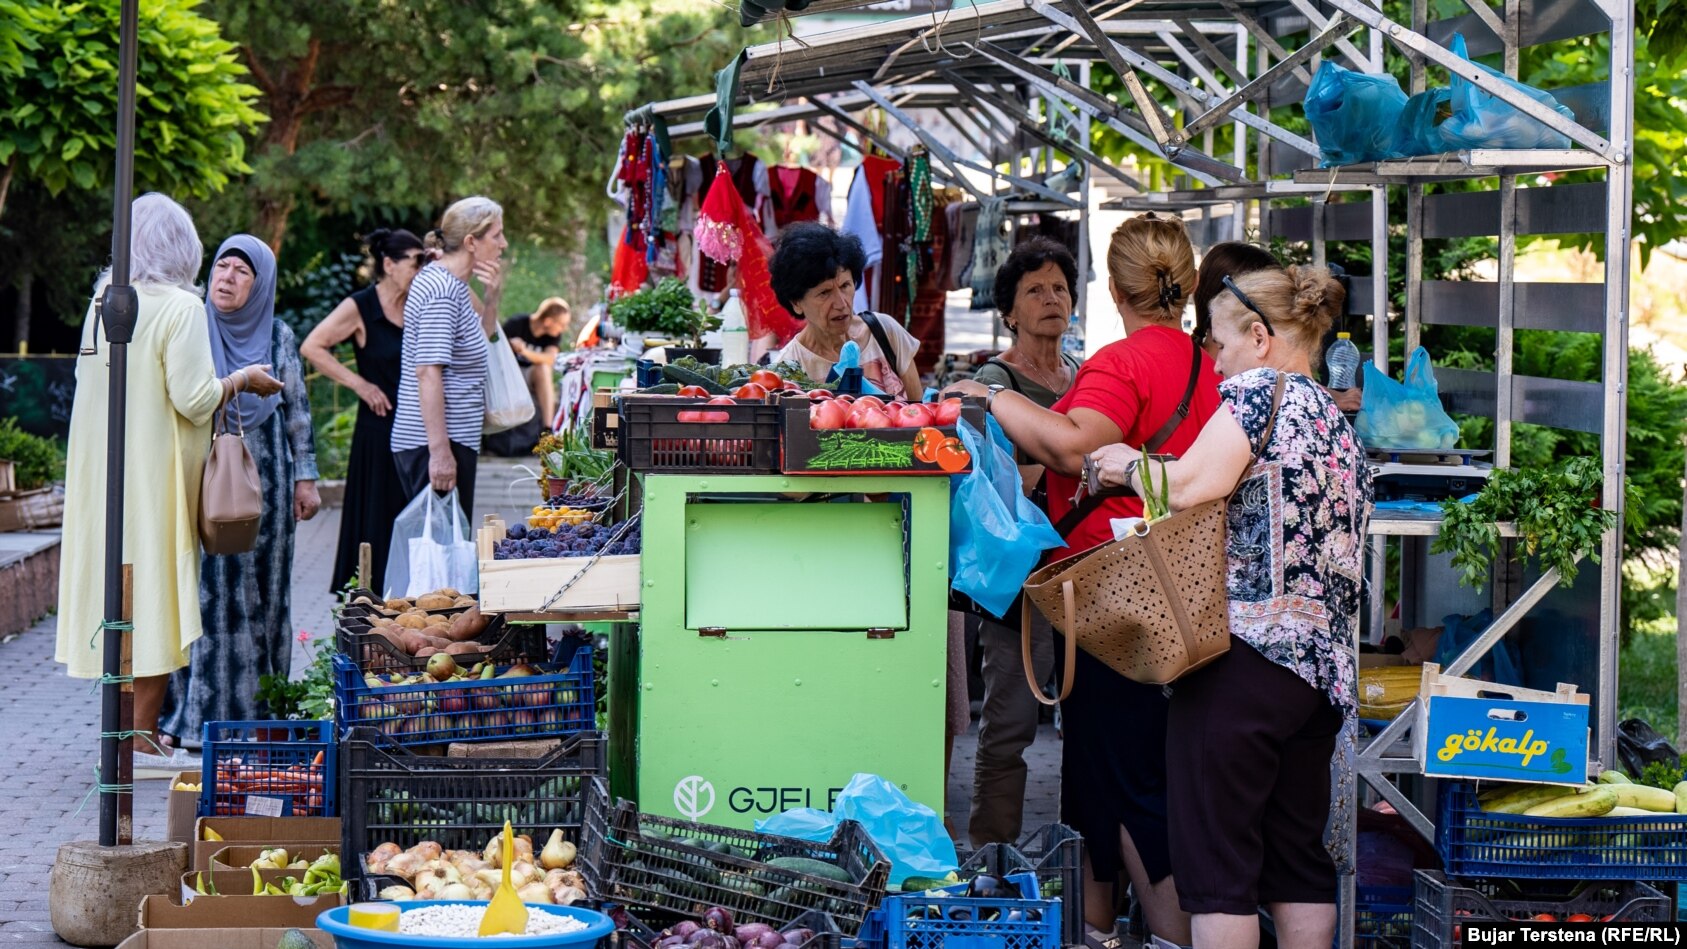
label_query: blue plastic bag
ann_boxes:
[948,416,1066,618]
[1355,346,1462,450]
[1435,609,1524,687]
[827,340,886,396]
[1439,34,1576,149]
[1304,60,1409,166]
[1393,88,1453,157]
[757,773,958,887]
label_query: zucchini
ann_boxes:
[662,365,727,394]
[899,875,953,894]
[1610,784,1678,812]
[1598,769,1632,784]
[765,856,853,883]
[640,383,681,395]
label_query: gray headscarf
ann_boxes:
[206,234,280,430]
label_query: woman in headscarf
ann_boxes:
[160,234,320,746]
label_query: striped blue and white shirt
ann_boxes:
[391,262,488,452]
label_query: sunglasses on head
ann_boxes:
[1223,275,1275,336]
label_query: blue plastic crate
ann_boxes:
[860,872,1060,949]
[333,646,595,747]
[1355,885,1413,948]
[1437,781,1687,880]
[198,720,336,817]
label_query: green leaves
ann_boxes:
[608,276,716,345]
[0,0,264,206]
[1431,456,1618,592]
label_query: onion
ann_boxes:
[735,924,775,943]
[703,906,736,933]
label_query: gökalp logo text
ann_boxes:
[674,775,716,820]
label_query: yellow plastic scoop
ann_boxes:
[479,820,528,936]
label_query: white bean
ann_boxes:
[399,904,590,938]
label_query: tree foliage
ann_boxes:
[199,0,749,253]
[0,0,265,215]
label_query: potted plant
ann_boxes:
[608,277,721,360]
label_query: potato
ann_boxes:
[437,587,461,598]
[353,595,376,606]
[416,593,455,611]
[453,595,477,608]
[399,631,434,654]
[384,598,413,612]
[396,613,429,630]
[444,641,487,657]
[445,607,486,642]
[373,627,408,654]
[415,646,440,658]
[424,613,450,627]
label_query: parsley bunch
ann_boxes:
[1430,456,1617,591]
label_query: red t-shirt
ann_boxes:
[1044,324,1223,560]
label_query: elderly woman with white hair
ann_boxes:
[54,193,283,767]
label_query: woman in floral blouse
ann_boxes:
[1089,264,1371,949]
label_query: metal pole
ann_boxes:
[98,0,142,849]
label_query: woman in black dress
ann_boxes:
[300,228,428,594]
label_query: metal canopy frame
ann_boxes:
[636,1,1634,942]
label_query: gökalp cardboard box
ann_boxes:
[1413,662,1592,785]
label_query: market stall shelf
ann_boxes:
[477,519,641,616]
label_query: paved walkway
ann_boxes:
[1,454,1061,944]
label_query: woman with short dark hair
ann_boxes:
[300,227,427,594]
[771,222,922,399]
[973,236,1082,405]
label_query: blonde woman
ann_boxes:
[390,197,507,517]
[945,214,1221,946]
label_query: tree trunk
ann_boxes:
[0,161,13,224]
[242,39,321,254]
[1677,440,1686,745]
[14,271,32,354]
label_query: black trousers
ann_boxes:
[393,441,479,523]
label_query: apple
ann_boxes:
[932,397,962,426]
[810,400,848,430]
[893,403,934,428]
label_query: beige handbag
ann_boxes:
[199,403,263,555]
[1022,373,1286,697]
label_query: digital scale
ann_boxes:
[1366,447,1492,504]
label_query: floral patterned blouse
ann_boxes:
[1222,368,1373,711]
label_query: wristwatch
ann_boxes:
[985,384,1007,413]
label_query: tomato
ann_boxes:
[781,382,805,394]
[853,395,886,412]
[834,394,854,405]
[732,383,769,400]
[934,437,971,473]
[677,385,711,398]
[893,403,934,428]
[749,369,784,390]
[1531,914,1558,922]
[913,427,944,464]
[706,396,738,406]
[1566,915,1595,923]
[806,389,835,401]
[810,400,849,431]
[848,403,893,429]
[678,410,729,423]
[932,397,963,426]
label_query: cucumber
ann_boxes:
[765,856,853,883]
[1610,784,1678,812]
[1480,784,1585,815]
[1673,780,1687,814]
[1523,787,1617,818]
[640,383,681,395]
[899,875,953,894]
[662,365,727,394]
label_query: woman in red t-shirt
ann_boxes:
[946,215,1220,945]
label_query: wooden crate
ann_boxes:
[476,517,640,614]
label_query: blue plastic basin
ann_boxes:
[317,901,615,949]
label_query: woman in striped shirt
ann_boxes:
[391,196,507,517]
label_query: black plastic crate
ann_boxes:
[617,908,842,949]
[579,797,891,936]
[340,726,607,866]
[617,396,782,474]
[1009,823,1084,948]
[1410,870,1669,948]
[334,613,552,677]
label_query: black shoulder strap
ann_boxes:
[1051,336,1202,538]
[860,312,901,376]
[982,358,1023,393]
[1143,336,1204,454]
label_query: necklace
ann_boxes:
[1010,350,1069,393]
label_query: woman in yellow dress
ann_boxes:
[54,193,282,766]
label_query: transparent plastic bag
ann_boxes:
[384,487,478,598]
[484,325,537,434]
[1439,33,1576,149]
[948,416,1065,618]
[1393,88,1453,157]
[1304,60,1409,167]
[1355,346,1463,450]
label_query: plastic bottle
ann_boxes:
[1060,313,1084,357]
[718,289,749,366]
[1326,332,1361,389]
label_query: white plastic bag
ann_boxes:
[484,325,536,434]
[384,488,479,598]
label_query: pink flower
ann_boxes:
[297,629,311,645]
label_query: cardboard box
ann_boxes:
[1413,662,1591,786]
[779,395,986,475]
[0,485,62,531]
[1358,652,1411,668]
[167,771,202,846]
[476,518,640,614]
[180,868,346,905]
[137,893,337,932]
[191,816,340,871]
[210,844,339,872]
[447,737,564,759]
[118,927,332,949]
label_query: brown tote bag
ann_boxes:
[1022,373,1286,698]
[199,403,263,555]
